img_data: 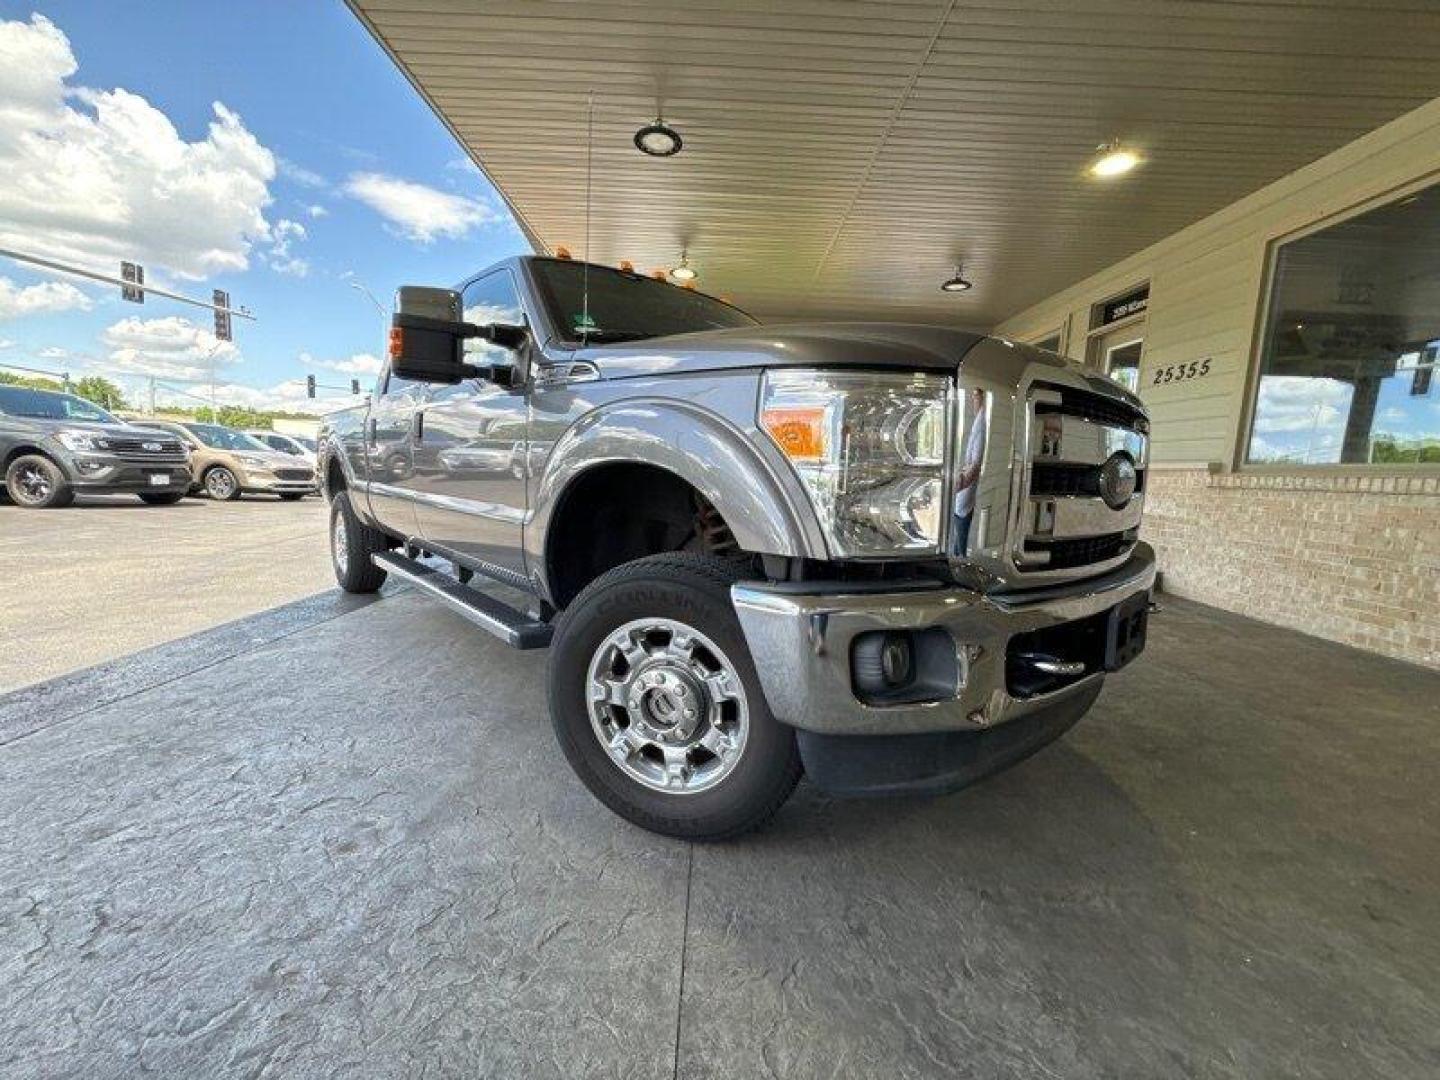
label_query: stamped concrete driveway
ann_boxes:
[1,589,1437,1079]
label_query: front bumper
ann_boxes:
[243,472,317,494]
[60,452,191,493]
[731,543,1156,738]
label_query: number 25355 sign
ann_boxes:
[1151,357,1211,386]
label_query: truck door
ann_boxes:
[363,368,422,540]
[411,268,529,576]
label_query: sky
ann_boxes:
[0,3,527,415]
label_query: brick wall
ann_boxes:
[1142,469,1440,670]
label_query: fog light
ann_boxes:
[880,635,913,686]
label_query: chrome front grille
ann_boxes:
[106,436,187,465]
[1015,382,1147,575]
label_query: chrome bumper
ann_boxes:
[731,543,1156,736]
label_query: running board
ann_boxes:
[372,551,553,649]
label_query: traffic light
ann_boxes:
[213,290,232,342]
[120,261,145,303]
[350,379,361,395]
[306,374,316,399]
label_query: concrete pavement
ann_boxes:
[1,589,1437,1078]
[0,494,333,693]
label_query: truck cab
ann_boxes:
[318,255,1154,838]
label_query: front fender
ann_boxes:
[526,397,825,583]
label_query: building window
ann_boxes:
[1247,183,1440,466]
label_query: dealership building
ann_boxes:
[350,1,1438,668]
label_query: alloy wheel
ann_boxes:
[586,617,750,795]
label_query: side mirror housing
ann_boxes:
[389,285,527,385]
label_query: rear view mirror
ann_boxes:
[389,285,528,385]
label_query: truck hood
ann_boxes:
[573,322,989,378]
[14,417,181,440]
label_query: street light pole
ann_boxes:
[348,280,387,318]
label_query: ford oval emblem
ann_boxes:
[1098,453,1137,509]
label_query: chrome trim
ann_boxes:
[1037,494,1143,539]
[732,542,1156,736]
[1030,413,1148,467]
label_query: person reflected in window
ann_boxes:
[952,389,987,556]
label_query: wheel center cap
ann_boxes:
[629,666,704,740]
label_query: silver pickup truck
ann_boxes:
[318,255,1154,839]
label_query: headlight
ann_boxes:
[238,454,270,469]
[760,369,950,557]
[56,430,108,452]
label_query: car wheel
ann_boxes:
[330,490,389,593]
[137,492,186,505]
[548,553,802,840]
[203,466,241,501]
[5,454,74,509]
[278,492,305,501]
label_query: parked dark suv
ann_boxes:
[0,386,190,508]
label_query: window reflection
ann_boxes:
[1248,185,1440,465]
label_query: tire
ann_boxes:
[330,490,389,593]
[137,492,186,505]
[278,492,305,501]
[5,454,74,509]
[548,553,802,840]
[203,466,241,501]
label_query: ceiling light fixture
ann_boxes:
[940,265,972,293]
[669,255,697,282]
[1089,139,1142,178]
[634,117,683,157]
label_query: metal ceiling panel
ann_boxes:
[348,0,1440,328]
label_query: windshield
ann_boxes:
[530,259,757,344]
[181,423,270,452]
[0,386,120,423]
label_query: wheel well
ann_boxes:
[545,463,740,610]
[325,456,346,498]
[3,445,50,470]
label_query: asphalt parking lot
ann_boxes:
[1,585,1436,1078]
[0,494,333,693]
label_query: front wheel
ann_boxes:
[548,554,801,840]
[5,454,74,508]
[203,466,241,501]
[329,491,389,593]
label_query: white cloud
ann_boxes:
[0,338,15,350]
[0,277,91,320]
[266,217,309,277]
[277,157,326,189]
[302,350,382,377]
[38,345,69,359]
[306,204,328,219]
[344,171,499,243]
[1253,376,1351,434]
[0,14,276,280]
[101,315,239,381]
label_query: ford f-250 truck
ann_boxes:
[318,255,1154,839]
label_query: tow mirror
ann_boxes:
[389,285,527,385]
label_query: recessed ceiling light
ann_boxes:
[635,118,683,157]
[1089,139,1142,178]
[940,265,972,293]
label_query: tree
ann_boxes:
[73,376,128,411]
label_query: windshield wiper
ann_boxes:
[577,328,653,343]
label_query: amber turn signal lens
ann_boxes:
[762,406,827,461]
[388,327,404,359]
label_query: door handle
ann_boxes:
[412,410,424,445]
